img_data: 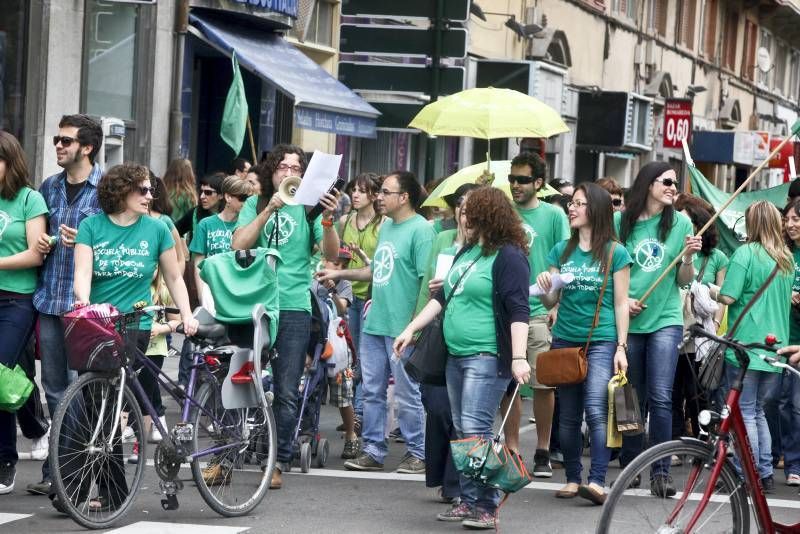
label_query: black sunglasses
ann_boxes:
[655,177,679,188]
[508,174,536,185]
[53,136,77,148]
[611,198,623,207]
[200,188,218,197]
[137,186,156,197]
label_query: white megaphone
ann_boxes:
[278,176,301,205]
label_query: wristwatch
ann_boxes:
[617,342,628,352]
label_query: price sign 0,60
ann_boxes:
[663,99,693,149]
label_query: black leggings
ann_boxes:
[671,352,707,439]
[135,355,165,418]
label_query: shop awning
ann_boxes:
[189,12,379,138]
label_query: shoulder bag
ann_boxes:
[536,243,617,387]
[404,253,479,386]
[697,263,780,391]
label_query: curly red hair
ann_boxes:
[464,187,528,255]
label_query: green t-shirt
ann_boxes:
[790,249,800,344]
[443,246,498,356]
[693,248,728,285]
[189,214,237,258]
[363,214,435,337]
[415,229,459,315]
[0,187,49,294]
[720,243,793,372]
[340,213,381,300]
[236,197,323,312]
[76,214,174,328]
[547,241,632,343]
[516,202,570,317]
[157,213,176,231]
[615,210,694,333]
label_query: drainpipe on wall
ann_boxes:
[168,0,189,162]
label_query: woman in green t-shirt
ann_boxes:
[0,131,48,494]
[395,188,531,528]
[616,162,702,494]
[780,198,800,484]
[671,194,728,441]
[707,201,793,488]
[535,183,632,505]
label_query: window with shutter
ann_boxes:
[740,20,757,81]
[655,0,668,36]
[678,0,696,48]
[701,0,718,61]
[722,10,738,71]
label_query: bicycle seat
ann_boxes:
[185,307,229,344]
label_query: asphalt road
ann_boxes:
[3,356,799,533]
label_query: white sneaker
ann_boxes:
[149,416,166,444]
[122,426,136,443]
[30,431,49,461]
[787,473,800,486]
[671,454,683,466]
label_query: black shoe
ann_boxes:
[0,462,15,494]
[532,449,553,478]
[26,479,51,495]
[761,475,775,494]
[651,475,677,498]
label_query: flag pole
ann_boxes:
[246,115,257,164]
[637,123,800,305]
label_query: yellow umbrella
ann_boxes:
[409,87,569,140]
[423,160,560,208]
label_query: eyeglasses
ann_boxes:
[655,177,679,188]
[53,136,77,148]
[567,200,588,209]
[137,186,156,197]
[508,174,536,185]
[200,188,218,197]
[611,198,623,207]
[277,163,303,173]
[378,189,404,197]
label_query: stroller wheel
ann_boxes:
[315,438,329,469]
[300,442,312,473]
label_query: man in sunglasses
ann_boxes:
[503,151,570,479]
[29,114,104,498]
[597,177,626,212]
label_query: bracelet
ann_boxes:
[321,218,334,228]
[681,255,694,266]
[512,356,527,361]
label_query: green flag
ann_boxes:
[220,52,248,154]
[688,164,790,254]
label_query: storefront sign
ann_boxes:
[190,0,298,19]
[232,0,297,17]
[662,99,692,149]
[769,137,795,182]
[753,131,770,163]
[295,108,376,138]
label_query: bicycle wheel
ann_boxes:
[190,382,276,516]
[598,439,749,534]
[50,371,146,530]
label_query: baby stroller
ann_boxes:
[291,289,357,473]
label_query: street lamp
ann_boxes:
[470,4,544,39]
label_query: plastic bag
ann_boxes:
[0,363,33,412]
[607,372,624,448]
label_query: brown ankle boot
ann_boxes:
[269,468,282,489]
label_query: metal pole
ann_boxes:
[424,0,445,183]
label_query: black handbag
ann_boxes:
[404,254,478,386]
[614,377,644,436]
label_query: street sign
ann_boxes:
[663,98,692,149]
[340,25,467,58]
[339,63,465,96]
[341,0,470,21]
[370,102,426,129]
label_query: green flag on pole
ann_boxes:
[220,52,248,154]
[687,164,790,254]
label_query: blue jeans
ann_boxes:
[725,364,781,479]
[553,338,616,486]
[348,296,366,418]
[0,297,37,464]
[272,310,311,466]
[360,333,425,464]
[446,354,509,514]
[783,370,800,477]
[620,325,682,477]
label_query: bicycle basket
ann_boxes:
[62,304,125,372]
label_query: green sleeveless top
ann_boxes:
[341,212,381,300]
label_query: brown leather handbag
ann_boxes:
[536,244,616,387]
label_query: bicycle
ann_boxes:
[49,303,276,530]
[597,323,800,534]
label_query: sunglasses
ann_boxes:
[53,136,78,148]
[508,174,536,185]
[655,177,679,188]
[200,188,218,197]
[612,198,623,207]
[137,186,156,197]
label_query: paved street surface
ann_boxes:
[4,355,799,533]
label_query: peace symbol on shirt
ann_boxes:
[372,244,395,285]
[634,238,664,273]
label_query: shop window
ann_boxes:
[82,0,139,120]
[0,0,27,140]
[306,0,335,47]
[700,0,718,62]
[677,0,696,48]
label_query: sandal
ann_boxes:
[555,483,579,498]
[577,483,606,505]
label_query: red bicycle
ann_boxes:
[598,324,800,534]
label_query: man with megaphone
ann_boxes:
[232,144,340,490]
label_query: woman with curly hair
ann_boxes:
[394,187,531,530]
[535,182,631,505]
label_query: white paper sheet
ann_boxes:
[293,151,343,206]
[529,272,575,296]
[434,253,455,280]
